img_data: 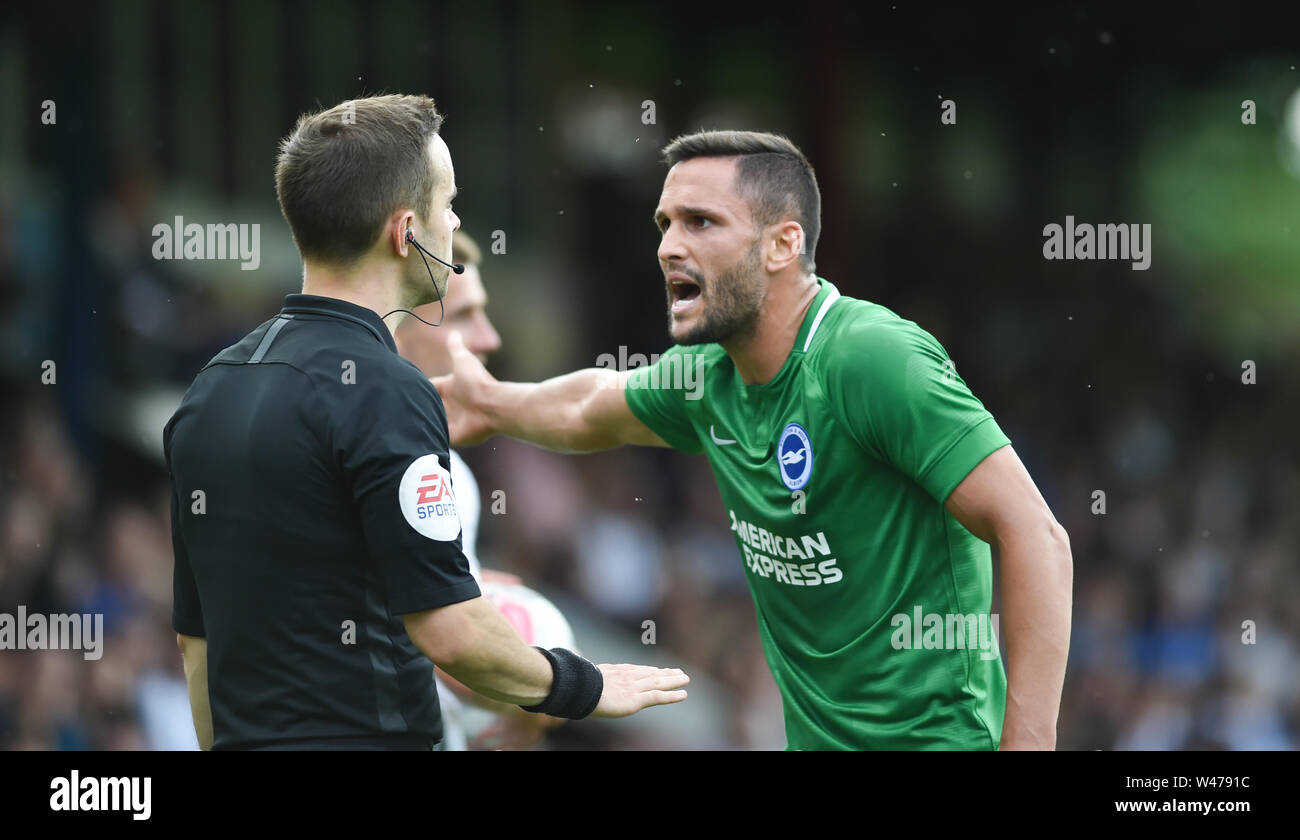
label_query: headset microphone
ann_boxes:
[406,229,464,274]
[381,229,463,328]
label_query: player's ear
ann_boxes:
[764,220,805,273]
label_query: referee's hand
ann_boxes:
[591,664,690,718]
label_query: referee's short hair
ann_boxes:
[662,130,820,272]
[276,94,444,266]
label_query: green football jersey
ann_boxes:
[625,278,1010,750]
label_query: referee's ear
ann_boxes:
[391,209,417,258]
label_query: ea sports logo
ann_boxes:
[415,472,449,505]
[777,422,812,491]
[399,454,461,541]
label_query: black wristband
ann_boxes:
[520,646,603,720]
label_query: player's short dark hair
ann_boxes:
[276,94,444,265]
[452,230,482,267]
[661,130,821,272]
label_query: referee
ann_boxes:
[165,95,688,750]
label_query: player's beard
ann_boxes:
[667,241,766,346]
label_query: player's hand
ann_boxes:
[590,664,689,718]
[430,331,497,446]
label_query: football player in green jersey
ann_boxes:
[434,130,1072,750]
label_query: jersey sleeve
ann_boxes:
[331,361,481,615]
[165,421,205,637]
[622,345,706,454]
[823,316,1010,504]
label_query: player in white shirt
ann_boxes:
[395,230,561,750]
[448,448,483,583]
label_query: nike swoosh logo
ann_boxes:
[710,425,736,445]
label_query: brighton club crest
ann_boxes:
[777,422,813,491]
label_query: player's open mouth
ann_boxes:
[669,277,702,315]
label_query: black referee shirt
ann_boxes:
[165,294,480,750]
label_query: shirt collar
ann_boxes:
[792,277,840,354]
[280,294,398,353]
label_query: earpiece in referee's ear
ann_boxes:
[405,228,414,243]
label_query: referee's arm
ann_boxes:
[343,363,689,721]
[169,440,213,750]
[404,599,553,707]
[177,634,213,750]
[403,596,690,717]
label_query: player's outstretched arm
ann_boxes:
[431,331,669,452]
[944,445,1073,751]
[405,596,688,719]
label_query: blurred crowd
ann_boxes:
[0,391,195,749]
